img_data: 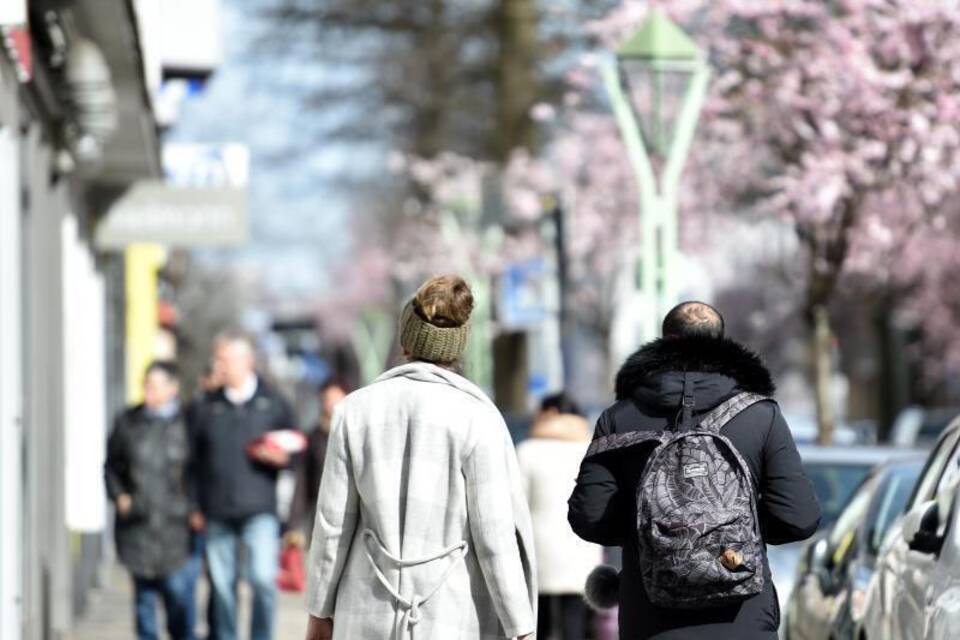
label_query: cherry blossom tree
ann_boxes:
[577,0,960,442]
[323,1,960,430]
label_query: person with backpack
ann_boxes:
[568,301,821,639]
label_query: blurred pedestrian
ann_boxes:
[285,376,350,548]
[189,362,225,640]
[188,332,297,640]
[104,361,197,640]
[517,392,602,640]
[305,275,536,640]
[568,302,821,639]
[197,363,223,395]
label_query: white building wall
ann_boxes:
[62,214,108,533]
[0,105,24,640]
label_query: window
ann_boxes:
[908,431,960,511]
[918,411,960,443]
[868,464,923,554]
[934,444,960,538]
[828,471,881,567]
[829,472,881,550]
[935,444,960,497]
[803,462,874,527]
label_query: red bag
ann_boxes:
[277,543,306,592]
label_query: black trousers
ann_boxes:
[538,594,588,640]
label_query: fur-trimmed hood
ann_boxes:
[615,336,776,402]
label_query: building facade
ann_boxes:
[0,2,160,638]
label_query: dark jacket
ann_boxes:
[287,426,328,535]
[187,379,296,522]
[568,336,821,640]
[104,404,192,578]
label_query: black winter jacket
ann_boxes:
[104,405,192,578]
[187,380,296,522]
[568,336,821,640]
[287,426,328,534]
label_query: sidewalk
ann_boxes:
[69,563,307,640]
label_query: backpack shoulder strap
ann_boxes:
[698,392,772,433]
[584,429,663,459]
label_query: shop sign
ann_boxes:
[96,143,249,248]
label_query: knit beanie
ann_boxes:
[399,298,470,364]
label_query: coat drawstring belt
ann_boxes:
[362,529,469,638]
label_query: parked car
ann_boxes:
[784,456,924,640]
[862,415,960,640]
[772,445,920,632]
[890,406,960,449]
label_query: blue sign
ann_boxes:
[500,258,548,329]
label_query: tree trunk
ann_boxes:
[812,304,836,445]
[873,297,910,441]
[492,0,541,161]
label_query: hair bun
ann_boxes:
[413,275,474,328]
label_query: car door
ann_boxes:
[865,431,956,640]
[923,456,960,640]
[890,430,960,640]
[790,473,880,640]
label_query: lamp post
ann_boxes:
[605,9,709,346]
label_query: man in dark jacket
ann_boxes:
[188,332,296,640]
[568,302,821,639]
[105,361,197,640]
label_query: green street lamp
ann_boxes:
[605,9,710,353]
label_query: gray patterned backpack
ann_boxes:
[586,377,770,608]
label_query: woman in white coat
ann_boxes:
[517,393,603,640]
[305,275,536,640]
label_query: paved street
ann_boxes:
[69,564,307,640]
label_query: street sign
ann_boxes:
[95,182,248,247]
[499,258,550,329]
[95,142,249,248]
[160,0,223,76]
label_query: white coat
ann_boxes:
[516,415,603,595]
[306,362,537,639]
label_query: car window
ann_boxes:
[918,411,960,443]
[909,431,960,511]
[868,465,923,554]
[933,445,960,537]
[936,444,960,497]
[829,472,881,549]
[828,471,881,565]
[803,462,874,527]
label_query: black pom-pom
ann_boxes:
[584,565,620,610]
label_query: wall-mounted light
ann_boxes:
[63,36,117,163]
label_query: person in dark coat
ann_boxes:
[187,332,297,640]
[285,376,349,548]
[105,361,197,640]
[568,302,821,640]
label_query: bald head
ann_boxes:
[662,301,724,339]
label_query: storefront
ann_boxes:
[0,1,160,637]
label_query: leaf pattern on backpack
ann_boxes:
[632,393,769,609]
